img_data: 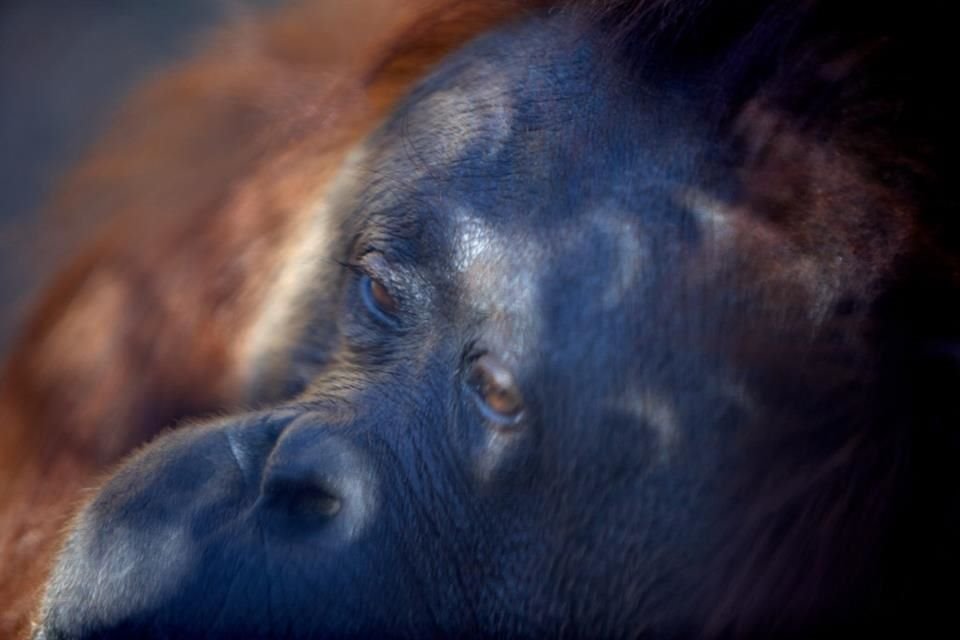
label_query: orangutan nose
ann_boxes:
[258,417,379,541]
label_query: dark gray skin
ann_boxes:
[34,8,957,639]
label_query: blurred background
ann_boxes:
[0,0,281,359]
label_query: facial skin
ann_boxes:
[35,11,915,639]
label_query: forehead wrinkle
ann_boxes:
[403,93,514,173]
[612,390,681,463]
[349,74,518,245]
[344,159,449,252]
[357,61,519,206]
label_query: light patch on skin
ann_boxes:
[239,146,370,399]
[474,429,517,484]
[451,205,647,355]
[450,208,543,356]
[593,216,645,309]
[679,188,842,328]
[612,390,680,461]
[401,62,514,170]
[680,189,748,245]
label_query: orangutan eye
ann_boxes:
[355,251,399,323]
[466,353,524,426]
[360,274,398,321]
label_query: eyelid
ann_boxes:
[360,250,391,276]
[463,351,525,427]
[353,251,402,325]
[340,249,388,281]
[362,274,400,320]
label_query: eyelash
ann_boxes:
[339,258,368,279]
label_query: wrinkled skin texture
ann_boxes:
[30,5,960,639]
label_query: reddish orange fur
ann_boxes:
[0,1,540,635]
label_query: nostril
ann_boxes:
[307,493,342,518]
[259,426,378,540]
[284,483,342,519]
[263,474,342,520]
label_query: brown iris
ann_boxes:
[367,277,398,316]
[359,251,398,320]
[467,353,524,424]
